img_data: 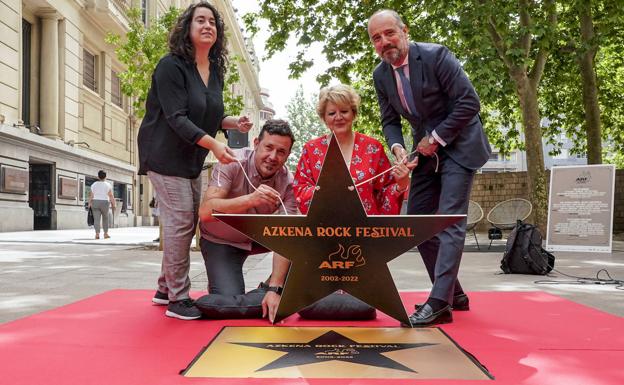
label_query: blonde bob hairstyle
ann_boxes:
[316,84,361,120]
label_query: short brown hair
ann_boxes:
[258,119,295,149]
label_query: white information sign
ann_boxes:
[546,165,615,253]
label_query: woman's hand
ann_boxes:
[221,116,253,132]
[393,146,418,169]
[237,116,253,133]
[392,162,410,192]
[198,134,237,164]
[212,141,237,164]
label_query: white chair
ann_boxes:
[486,198,532,249]
[466,200,484,250]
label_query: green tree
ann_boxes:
[604,150,624,169]
[597,42,624,166]
[246,0,560,230]
[541,0,624,165]
[106,7,243,118]
[285,86,327,170]
[576,0,602,164]
[222,55,245,116]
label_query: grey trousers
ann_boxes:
[148,171,202,302]
[408,151,474,303]
[91,200,110,234]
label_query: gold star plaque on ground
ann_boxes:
[215,134,463,325]
[183,327,492,379]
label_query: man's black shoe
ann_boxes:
[403,304,452,327]
[165,299,202,320]
[414,293,469,312]
[451,293,469,311]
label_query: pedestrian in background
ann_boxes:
[88,170,116,240]
[150,194,160,243]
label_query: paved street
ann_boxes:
[0,227,623,323]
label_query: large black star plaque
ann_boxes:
[231,330,433,373]
[215,134,463,325]
[183,327,493,379]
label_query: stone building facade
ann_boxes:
[0,0,267,231]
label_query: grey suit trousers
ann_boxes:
[408,150,474,303]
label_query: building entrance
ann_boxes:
[29,163,53,230]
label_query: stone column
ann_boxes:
[39,11,60,138]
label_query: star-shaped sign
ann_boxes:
[232,330,435,373]
[215,134,463,325]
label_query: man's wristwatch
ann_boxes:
[260,282,283,295]
[266,286,283,295]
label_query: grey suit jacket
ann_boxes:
[373,43,491,171]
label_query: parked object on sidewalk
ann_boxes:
[500,220,555,275]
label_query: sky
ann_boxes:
[230,0,330,118]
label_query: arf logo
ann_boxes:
[575,170,591,184]
[318,243,366,269]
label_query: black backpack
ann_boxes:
[500,220,555,275]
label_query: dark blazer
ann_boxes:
[373,43,491,171]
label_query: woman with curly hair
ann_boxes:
[138,1,252,320]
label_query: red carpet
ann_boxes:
[1,290,622,384]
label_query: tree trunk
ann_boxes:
[578,1,602,164]
[514,72,548,233]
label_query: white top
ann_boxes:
[91,181,112,201]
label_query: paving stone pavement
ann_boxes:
[1,227,622,323]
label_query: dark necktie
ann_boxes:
[395,65,418,117]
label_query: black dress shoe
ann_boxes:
[404,304,452,327]
[451,293,469,311]
[414,293,470,312]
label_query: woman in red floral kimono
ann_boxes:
[294,84,410,215]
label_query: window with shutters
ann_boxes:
[111,70,122,108]
[83,49,97,92]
